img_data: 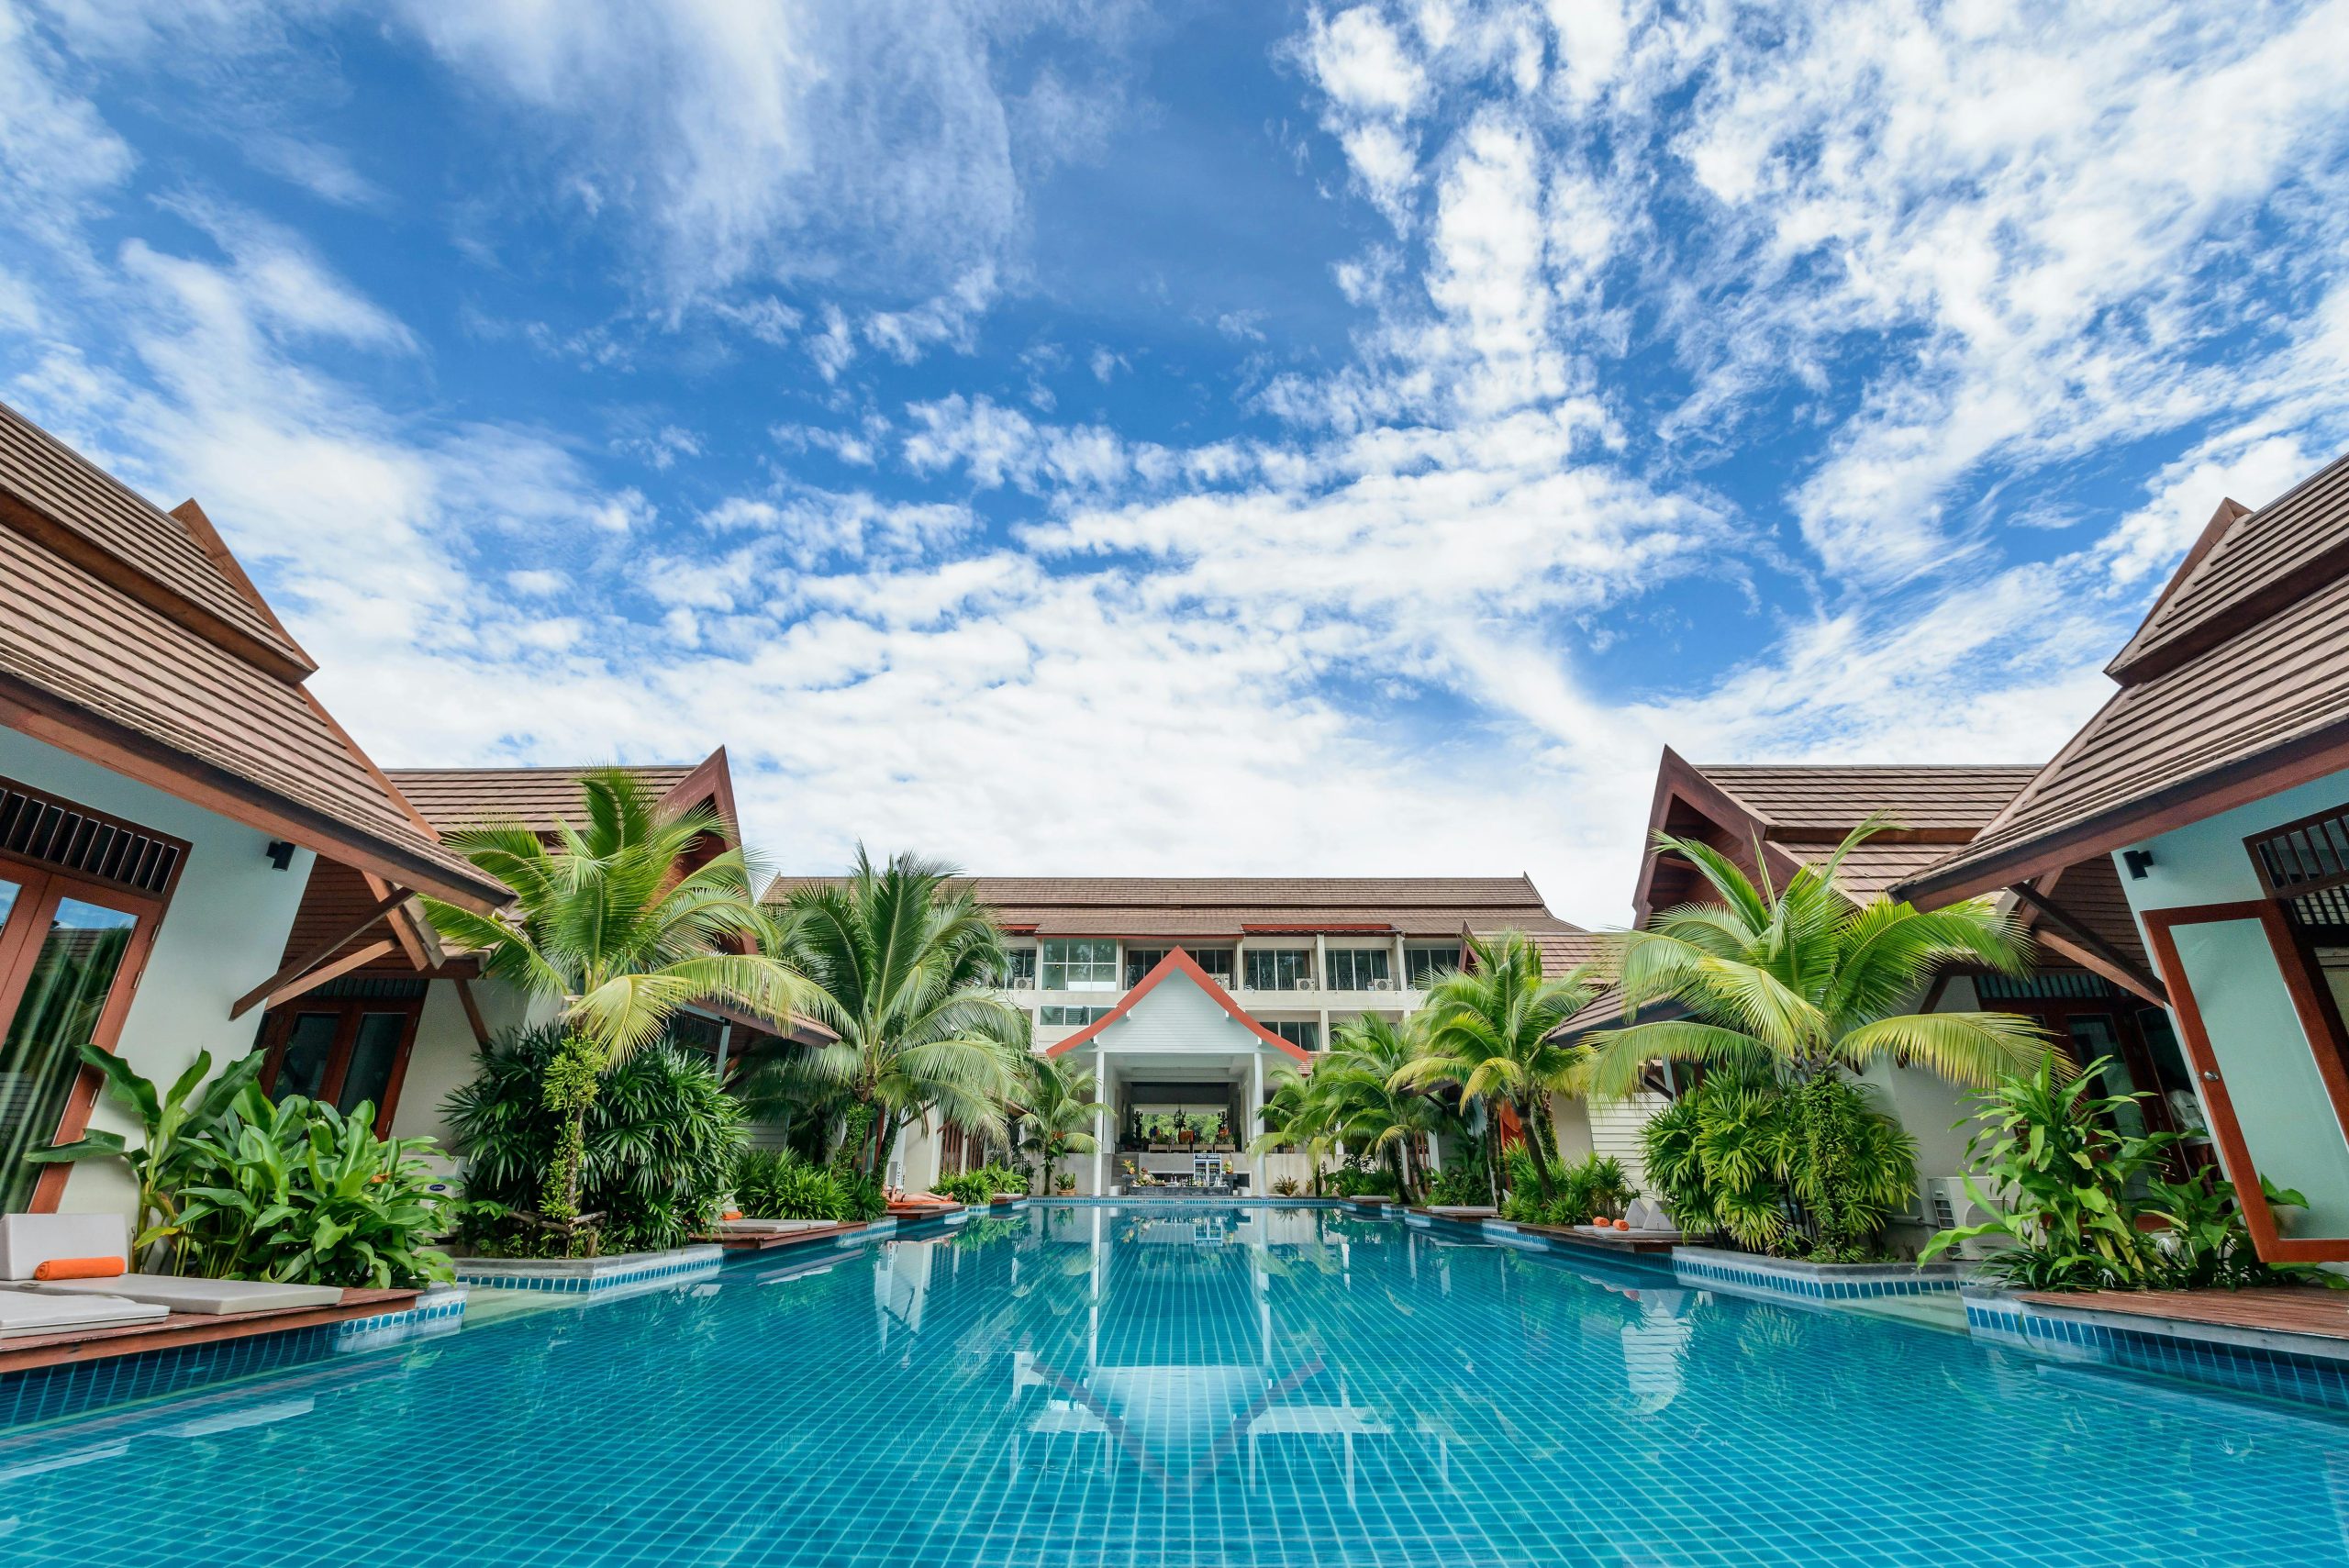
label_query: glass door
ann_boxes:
[0,884,145,1211]
[2143,900,2349,1262]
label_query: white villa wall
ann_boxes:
[390,977,557,1176]
[0,728,314,1218]
[2113,765,2349,1250]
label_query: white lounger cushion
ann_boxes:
[0,1288,166,1337]
[31,1276,343,1315]
[0,1212,128,1281]
[719,1218,834,1234]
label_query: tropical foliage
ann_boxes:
[445,1026,747,1253]
[1500,1150,1635,1229]
[733,1150,857,1222]
[755,850,1030,1183]
[1586,821,2045,1257]
[34,1044,457,1284]
[173,1089,457,1287]
[1399,932,1601,1202]
[1013,1055,1098,1195]
[1252,1014,1451,1202]
[936,1162,1028,1203]
[1642,1064,1917,1255]
[29,1040,267,1268]
[420,768,798,1250]
[1922,1054,2341,1291]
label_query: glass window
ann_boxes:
[1268,1020,1320,1051]
[1243,949,1312,991]
[1002,948,1037,986]
[0,895,139,1211]
[272,1011,340,1101]
[0,880,18,934]
[1405,947,1461,987]
[1191,949,1235,984]
[337,1013,409,1118]
[1326,949,1391,990]
[1125,948,1168,986]
[1040,1006,1112,1027]
[1041,939,1119,991]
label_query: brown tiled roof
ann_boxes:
[0,405,504,908]
[1904,561,2349,903]
[0,402,310,675]
[2106,451,2349,685]
[1698,764,2041,834]
[387,764,700,834]
[765,874,1581,942]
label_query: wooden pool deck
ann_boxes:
[701,1221,875,1253]
[2017,1285,2349,1341]
[0,1286,420,1376]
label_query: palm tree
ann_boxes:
[1397,931,1600,1204]
[421,769,801,1249]
[1251,1068,1338,1193]
[763,849,1030,1183]
[1318,1015,1447,1203]
[1581,820,2048,1253]
[1013,1054,1100,1194]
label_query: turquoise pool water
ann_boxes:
[3,1202,2345,1566]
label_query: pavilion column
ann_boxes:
[1094,1063,1112,1195]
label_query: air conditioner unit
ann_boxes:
[1921,1175,2008,1260]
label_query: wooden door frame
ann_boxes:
[259,991,429,1136]
[0,871,174,1213]
[2142,899,2349,1262]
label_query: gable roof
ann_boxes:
[1901,449,2349,906]
[763,873,1580,944]
[1699,764,2043,836]
[385,755,723,836]
[1631,750,2036,922]
[0,399,503,909]
[1043,948,1313,1064]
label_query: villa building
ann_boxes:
[258,753,827,1163]
[1900,449,2349,1265]
[763,875,1597,1196]
[0,399,507,1218]
[1565,751,2206,1237]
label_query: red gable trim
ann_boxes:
[1044,947,1312,1065]
[1241,923,1395,934]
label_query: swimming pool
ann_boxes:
[2,1202,2343,1566]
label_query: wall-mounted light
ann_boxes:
[265,840,296,871]
[2122,849,2155,881]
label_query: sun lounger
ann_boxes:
[717,1218,837,1234]
[29,1275,344,1314]
[0,1288,167,1338]
[1,1212,342,1315]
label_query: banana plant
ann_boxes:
[27,1041,266,1269]
[175,1087,458,1288]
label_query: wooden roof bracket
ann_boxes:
[230,886,411,1018]
[2007,880,2171,1008]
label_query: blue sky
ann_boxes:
[6,1,2349,925]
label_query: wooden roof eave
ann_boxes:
[0,672,510,913]
[1893,713,2349,909]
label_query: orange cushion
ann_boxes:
[722,1209,742,1221]
[34,1256,126,1281]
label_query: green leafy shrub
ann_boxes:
[174,1089,458,1287]
[735,1150,850,1220]
[1053,1172,1076,1194]
[835,1170,887,1221]
[29,1041,267,1268]
[1328,1157,1398,1197]
[1421,1135,1493,1207]
[444,1026,746,1255]
[1642,1066,1914,1261]
[1270,1176,1301,1197]
[1526,1153,1633,1227]
[935,1170,996,1204]
[1924,1054,2341,1291]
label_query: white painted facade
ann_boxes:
[0,728,315,1218]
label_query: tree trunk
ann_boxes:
[1517,1096,1559,1202]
